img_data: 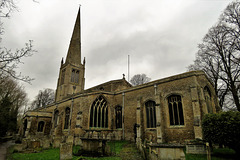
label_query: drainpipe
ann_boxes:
[69,86,76,135]
[122,92,125,139]
[154,84,157,95]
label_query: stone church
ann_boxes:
[19,9,219,151]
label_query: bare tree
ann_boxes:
[31,88,55,109]
[189,1,240,111]
[130,74,151,86]
[0,0,17,18]
[0,41,35,82]
[0,0,36,83]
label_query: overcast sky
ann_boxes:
[1,0,231,103]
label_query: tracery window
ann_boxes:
[204,86,213,113]
[60,69,66,85]
[89,96,108,128]
[54,110,59,128]
[168,95,184,125]
[71,69,80,83]
[37,121,45,132]
[64,107,70,129]
[145,100,156,128]
[115,105,122,129]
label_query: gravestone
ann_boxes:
[60,142,73,160]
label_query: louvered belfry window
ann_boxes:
[90,96,108,128]
[71,69,80,83]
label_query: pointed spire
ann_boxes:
[66,7,81,65]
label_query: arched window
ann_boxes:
[115,106,122,129]
[23,119,27,137]
[64,107,70,129]
[37,121,45,132]
[54,110,59,128]
[168,95,184,125]
[204,86,213,113]
[89,96,108,128]
[145,100,156,128]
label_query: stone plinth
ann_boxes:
[149,143,185,160]
[30,141,40,149]
[60,142,73,160]
[42,138,51,149]
[186,144,206,154]
[81,138,107,156]
[14,144,23,152]
[53,137,61,148]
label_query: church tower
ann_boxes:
[55,8,85,102]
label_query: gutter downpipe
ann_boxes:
[122,92,125,139]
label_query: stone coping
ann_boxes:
[42,70,209,108]
[85,129,113,131]
[81,138,108,141]
[23,111,52,118]
[187,143,206,145]
[149,143,185,148]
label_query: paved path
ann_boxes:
[0,140,15,160]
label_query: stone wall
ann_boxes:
[22,71,219,147]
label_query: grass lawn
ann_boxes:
[7,141,135,160]
[7,141,237,160]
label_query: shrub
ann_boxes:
[202,111,240,154]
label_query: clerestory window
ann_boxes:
[89,96,108,128]
[145,100,156,128]
[168,95,184,126]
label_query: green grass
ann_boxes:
[72,145,81,155]
[7,141,128,160]
[9,148,60,160]
[185,148,237,160]
[107,140,128,155]
[76,156,121,160]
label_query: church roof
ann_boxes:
[84,78,132,93]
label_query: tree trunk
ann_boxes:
[230,84,240,111]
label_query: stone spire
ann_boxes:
[66,8,81,65]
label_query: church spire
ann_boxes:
[66,7,81,65]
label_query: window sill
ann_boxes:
[145,128,156,131]
[169,125,185,129]
[115,128,123,130]
[87,128,111,131]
